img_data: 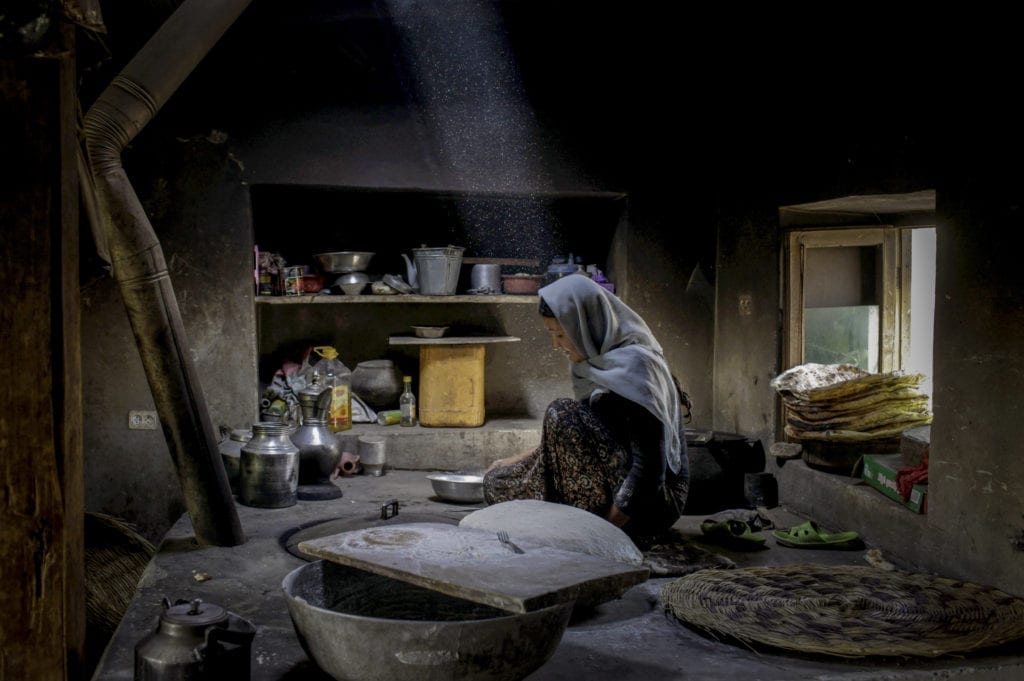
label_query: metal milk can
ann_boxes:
[134,597,256,681]
[239,421,299,508]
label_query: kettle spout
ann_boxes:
[400,253,418,288]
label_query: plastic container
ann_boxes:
[419,345,485,427]
[311,346,352,433]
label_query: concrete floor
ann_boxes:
[93,469,1024,681]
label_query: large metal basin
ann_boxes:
[282,560,573,681]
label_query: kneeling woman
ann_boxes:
[484,275,689,538]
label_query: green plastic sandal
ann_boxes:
[700,518,767,551]
[773,520,862,549]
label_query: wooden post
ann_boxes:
[0,26,84,680]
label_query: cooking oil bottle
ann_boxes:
[313,346,351,432]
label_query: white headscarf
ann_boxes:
[539,275,683,474]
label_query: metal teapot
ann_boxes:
[399,252,419,289]
[134,597,256,681]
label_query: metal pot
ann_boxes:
[134,597,256,681]
[470,263,502,294]
[351,359,403,410]
[218,428,251,494]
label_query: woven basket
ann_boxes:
[663,563,1024,658]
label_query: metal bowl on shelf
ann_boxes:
[340,283,367,295]
[315,251,375,274]
[412,325,448,339]
[334,272,369,296]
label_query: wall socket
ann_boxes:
[128,410,159,430]
[738,293,753,316]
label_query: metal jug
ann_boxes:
[134,597,256,681]
[239,421,299,508]
[291,381,343,499]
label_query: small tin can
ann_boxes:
[284,266,304,297]
[376,410,402,426]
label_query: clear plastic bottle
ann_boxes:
[312,346,351,433]
[399,376,417,427]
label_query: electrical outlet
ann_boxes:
[128,410,159,430]
[738,294,753,316]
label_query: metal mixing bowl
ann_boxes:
[427,473,485,503]
[314,251,374,273]
[334,272,370,285]
[283,560,572,681]
[340,282,366,295]
[333,272,369,295]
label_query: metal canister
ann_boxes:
[239,422,299,508]
[218,428,252,494]
[134,597,255,681]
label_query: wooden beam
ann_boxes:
[0,27,83,680]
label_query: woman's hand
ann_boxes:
[486,447,535,473]
[606,504,630,528]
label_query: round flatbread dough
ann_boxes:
[459,499,643,565]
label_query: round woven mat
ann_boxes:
[662,563,1024,657]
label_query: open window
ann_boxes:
[780,192,936,401]
[785,227,904,373]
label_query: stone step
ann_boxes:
[770,454,944,577]
[901,425,930,466]
[336,417,542,472]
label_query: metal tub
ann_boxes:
[282,560,572,681]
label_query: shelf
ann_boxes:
[389,335,520,346]
[255,294,539,304]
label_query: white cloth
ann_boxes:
[350,392,377,423]
[538,275,683,474]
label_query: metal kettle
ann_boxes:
[134,597,256,681]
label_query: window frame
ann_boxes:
[783,226,911,374]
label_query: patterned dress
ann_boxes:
[484,397,688,537]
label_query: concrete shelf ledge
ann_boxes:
[336,417,542,471]
[256,294,539,304]
[772,455,946,573]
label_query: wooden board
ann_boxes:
[298,523,649,614]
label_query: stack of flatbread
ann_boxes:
[770,363,932,443]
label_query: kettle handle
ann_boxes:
[205,613,257,648]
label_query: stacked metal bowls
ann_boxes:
[334,272,370,295]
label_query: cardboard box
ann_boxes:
[862,453,928,513]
